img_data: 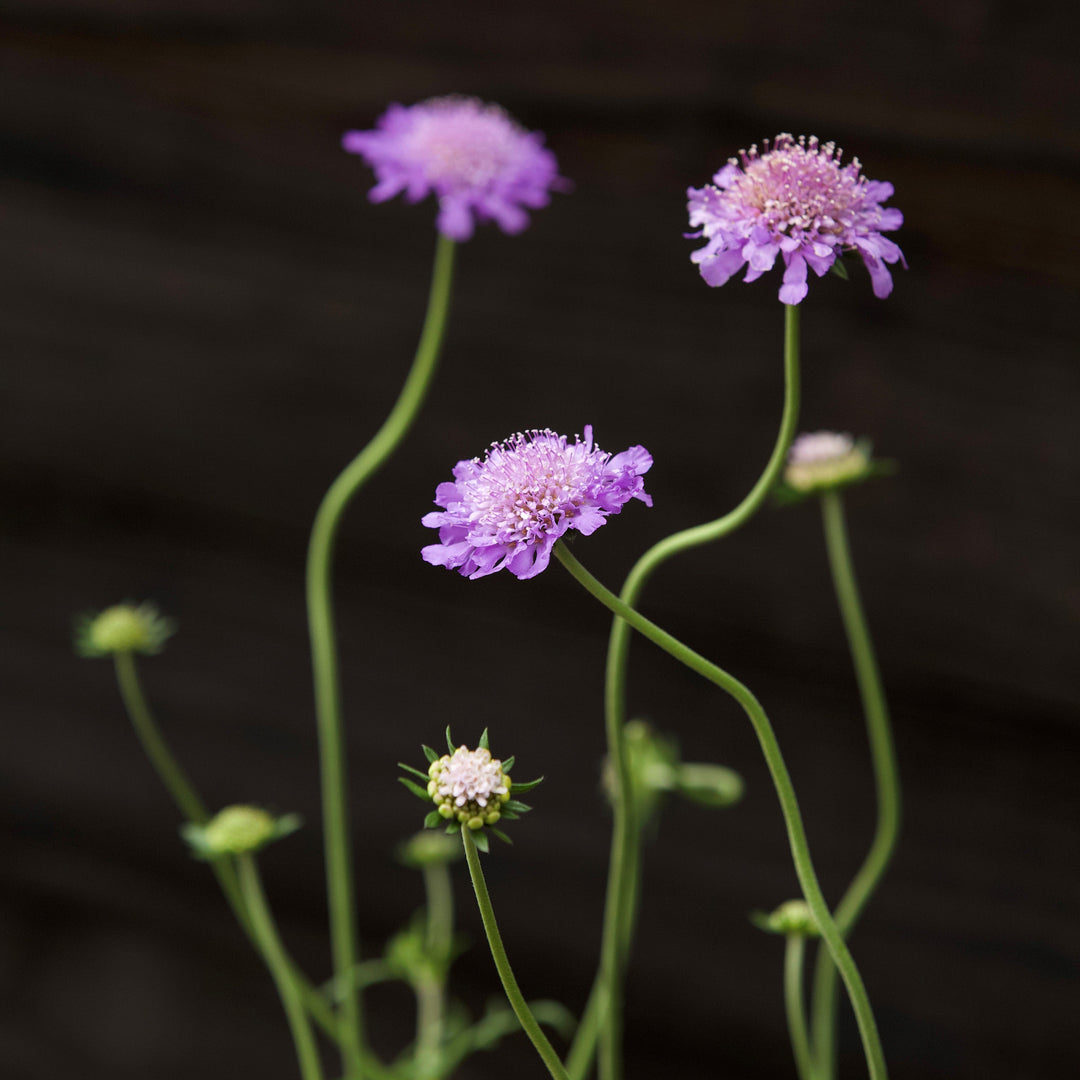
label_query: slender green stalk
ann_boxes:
[553,542,888,1080]
[112,652,344,1043]
[785,934,815,1080]
[582,303,801,1080]
[414,860,454,1079]
[810,490,901,1079]
[460,829,573,1080]
[306,233,456,1078]
[238,854,326,1080]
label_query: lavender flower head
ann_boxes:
[342,96,564,240]
[687,134,905,304]
[422,426,653,580]
[784,431,871,492]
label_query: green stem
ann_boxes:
[415,860,454,1080]
[113,652,342,1043]
[306,233,456,1078]
[785,934,815,1080]
[553,542,887,1080]
[584,303,801,1080]
[810,490,901,1080]
[460,828,572,1080]
[238,854,326,1080]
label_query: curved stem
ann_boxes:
[112,653,349,1047]
[238,854,326,1080]
[810,490,901,1079]
[553,542,887,1080]
[584,303,801,1080]
[460,829,572,1080]
[785,934,815,1080]
[306,233,456,1078]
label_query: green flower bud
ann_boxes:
[397,830,461,868]
[182,805,301,859]
[74,602,176,658]
[751,899,820,938]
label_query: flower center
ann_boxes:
[466,434,597,543]
[735,135,864,237]
[412,100,522,188]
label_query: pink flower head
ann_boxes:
[342,96,566,240]
[422,426,653,580]
[687,134,905,304]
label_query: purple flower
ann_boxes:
[422,426,653,580]
[342,96,565,240]
[687,134,905,304]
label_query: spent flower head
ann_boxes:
[74,601,176,658]
[182,805,302,859]
[342,96,566,240]
[421,425,653,580]
[687,134,905,304]
[399,729,541,852]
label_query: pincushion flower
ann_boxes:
[783,431,873,494]
[687,134,905,304]
[342,96,565,240]
[421,426,653,580]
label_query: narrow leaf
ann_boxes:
[490,828,512,845]
[398,761,431,781]
[424,810,443,829]
[501,755,515,773]
[445,726,455,753]
[510,776,544,794]
[472,830,490,853]
[503,799,531,813]
[479,727,490,750]
[398,776,432,801]
[422,744,439,764]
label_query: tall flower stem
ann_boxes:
[112,652,343,1044]
[553,541,888,1080]
[785,933,815,1080]
[581,303,800,1080]
[306,233,456,1078]
[237,853,327,1080]
[414,859,454,1080]
[460,828,573,1080]
[809,490,900,1079]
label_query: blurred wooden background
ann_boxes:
[1,2,1077,1078]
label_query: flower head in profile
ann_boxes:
[687,134,905,304]
[775,430,890,504]
[181,805,302,859]
[421,426,653,580]
[342,96,566,240]
[399,729,541,851]
[74,601,175,658]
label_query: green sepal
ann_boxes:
[501,755,515,773]
[423,810,444,829]
[398,776,432,801]
[829,257,850,280]
[500,810,519,821]
[502,799,531,814]
[445,821,462,835]
[509,776,543,794]
[399,761,431,782]
[471,830,490,853]
[478,728,490,750]
[490,827,512,845]
[445,726,456,753]
[422,744,439,764]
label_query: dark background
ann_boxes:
[2,2,1077,1078]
